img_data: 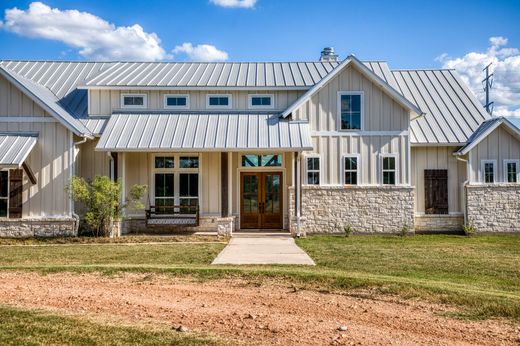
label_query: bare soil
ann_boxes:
[0,272,518,345]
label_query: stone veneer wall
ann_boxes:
[414,215,464,233]
[122,216,235,235]
[0,218,77,238]
[288,186,415,235]
[466,184,520,233]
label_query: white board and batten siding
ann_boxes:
[0,75,73,217]
[468,125,520,183]
[292,64,411,185]
[88,90,304,115]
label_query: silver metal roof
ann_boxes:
[0,133,38,167]
[456,116,520,155]
[79,117,109,136]
[392,69,489,145]
[96,113,312,152]
[0,66,92,137]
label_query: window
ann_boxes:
[0,171,7,217]
[382,155,397,185]
[207,94,231,108]
[343,156,358,185]
[153,155,199,213]
[306,156,320,185]
[249,94,273,109]
[481,160,496,183]
[164,95,189,109]
[241,154,282,167]
[504,160,519,183]
[338,92,362,130]
[121,94,146,108]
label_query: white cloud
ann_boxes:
[172,43,229,62]
[436,36,520,116]
[1,2,169,61]
[209,0,257,8]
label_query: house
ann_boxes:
[0,48,518,237]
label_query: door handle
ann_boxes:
[259,202,264,213]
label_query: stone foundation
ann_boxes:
[122,215,235,235]
[466,184,520,233]
[414,215,463,233]
[0,218,77,238]
[289,185,415,235]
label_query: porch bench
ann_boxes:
[145,205,199,227]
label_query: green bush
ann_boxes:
[462,223,476,236]
[67,176,146,237]
[343,224,354,237]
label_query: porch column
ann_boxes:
[221,152,229,217]
[295,151,302,237]
[119,152,126,216]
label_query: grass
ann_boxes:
[0,234,519,320]
[0,235,226,245]
[0,305,231,346]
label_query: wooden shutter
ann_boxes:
[9,169,23,218]
[424,169,448,215]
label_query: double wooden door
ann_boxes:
[240,172,283,229]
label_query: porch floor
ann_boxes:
[211,234,315,265]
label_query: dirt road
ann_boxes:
[0,272,517,345]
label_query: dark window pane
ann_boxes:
[351,95,361,112]
[252,96,271,106]
[0,171,7,197]
[484,163,494,183]
[345,172,357,185]
[0,199,6,217]
[155,174,165,197]
[124,96,144,106]
[242,155,259,167]
[507,163,517,183]
[209,97,218,106]
[155,157,164,168]
[340,94,362,130]
[180,157,199,169]
[262,155,282,167]
[307,172,319,185]
[345,157,357,170]
[167,97,187,106]
[180,173,198,197]
[383,172,396,185]
[209,96,229,106]
[383,157,395,170]
[252,97,261,106]
[165,157,175,168]
[219,97,229,105]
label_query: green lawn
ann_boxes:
[1,235,519,320]
[0,306,230,346]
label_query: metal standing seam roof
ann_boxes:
[392,69,489,145]
[96,113,313,151]
[0,133,38,167]
[456,116,520,155]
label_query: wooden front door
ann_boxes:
[240,172,283,229]
[424,169,448,214]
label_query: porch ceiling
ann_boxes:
[95,113,312,152]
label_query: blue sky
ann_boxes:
[0,0,519,114]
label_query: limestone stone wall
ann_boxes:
[288,186,415,235]
[415,215,464,233]
[466,184,520,233]
[0,218,77,238]
[122,216,235,235]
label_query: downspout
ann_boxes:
[456,155,469,225]
[71,135,88,235]
[296,152,301,238]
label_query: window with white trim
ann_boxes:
[338,92,362,130]
[343,156,358,185]
[0,171,8,217]
[382,155,397,185]
[164,95,189,109]
[153,155,199,213]
[481,160,496,183]
[207,94,231,108]
[249,94,273,109]
[121,94,146,108]
[504,160,519,183]
[306,156,320,185]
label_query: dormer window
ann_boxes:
[121,94,146,109]
[164,95,189,109]
[207,94,231,109]
[249,94,273,109]
[338,92,363,130]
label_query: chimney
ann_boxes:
[320,47,338,62]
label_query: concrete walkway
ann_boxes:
[212,233,315,265]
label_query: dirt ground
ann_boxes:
[0,272,518,345]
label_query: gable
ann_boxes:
[291,62,412,132]
[0,74,50,117]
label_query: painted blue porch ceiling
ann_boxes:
[0,133,38,167]
[96,113,313,151]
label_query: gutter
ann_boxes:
[70,135,89,235]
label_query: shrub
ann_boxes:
[67,176,146,237]
[400,222,410,237]
[462,223,476,236]
[343,224,354,237]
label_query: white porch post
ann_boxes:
[120,152,126,215]
[296,151,301,237]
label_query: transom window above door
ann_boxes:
[338,92,362,130]
[121,94,146,108]
[241,154,282,167]
[207,94,231,108]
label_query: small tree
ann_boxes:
[67,176,146,237]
